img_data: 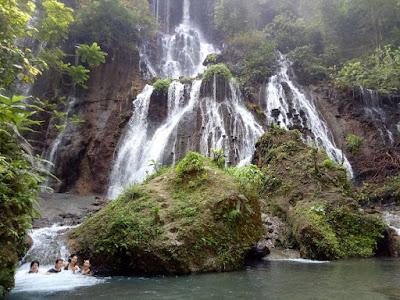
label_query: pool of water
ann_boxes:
[8,258,400,299]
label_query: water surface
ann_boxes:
[9,258,400,299]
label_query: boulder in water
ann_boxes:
[69,156,263,274]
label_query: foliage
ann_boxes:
[288,46,328,83]
[204,64,232,82]
[153,78,173,95]
[0,93,50,295]
[229,165,265,193]
[76,43,108,68]
[346,134,365,155]
[322,159,335,170]
[71,0,156,55]
[210,148,226,169]
[294,202,385,260]
[267,12,309,53]
[38,0,74,45]
[203,53,220,66]
[176,152,205,175]
[214,0,400,88]
[0,0,43,88]
[335,46,400,94]
[227,31,276,85]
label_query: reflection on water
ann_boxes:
[8,258,400,300]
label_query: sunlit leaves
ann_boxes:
[335,46,400,94]
[38,0,74,45]
[76,43,108,68]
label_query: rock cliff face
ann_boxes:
[30,50,144,195]
[310,84,400,184]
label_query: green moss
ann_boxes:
[153,78,173,95]
[203,53,220,66]
[293,202,385,260]
[203,63,232,82]
[179,77,196,84]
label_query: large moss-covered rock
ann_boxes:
[253,126,386,260]
[68,158,262,274]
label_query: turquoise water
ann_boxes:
[8,258,400,300]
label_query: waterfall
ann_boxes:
[360,87,395,144]
[264,53,353,176]
[22,225,74,266]
[144,0,217,79]
[108,78,264,199]
[383,212,400,235]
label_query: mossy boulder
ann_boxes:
[69,157,262,274]
[253,126,386,260]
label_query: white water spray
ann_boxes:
[12,225,105,295]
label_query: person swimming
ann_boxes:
[80,260,94,276]
[28,260,40,274]
[46,259,63,275]
[63,254,80,272]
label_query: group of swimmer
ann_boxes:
[28,254,93,276]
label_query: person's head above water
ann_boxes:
[55,258,63,270]
[68,254,78,264]
[29,260,39,273]
[83,260,90,269]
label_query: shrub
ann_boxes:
[176,152,205,175]
[322,159,335,169]
[335,46,400,94]
[153,78,173,95]
[346,134,365,155]
[203,64,232,82]
[203,53,220,66]
[211,148,226,168]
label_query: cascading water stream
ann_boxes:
[144,0,217,79]
[360,87,395,144]
[108,78,264,199]
[264,53,353,176]
[383,211,400,235]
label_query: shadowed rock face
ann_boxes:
[28,49,144,196]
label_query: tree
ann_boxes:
[0,0,43,88]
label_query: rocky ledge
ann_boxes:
[33,192,110,228]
